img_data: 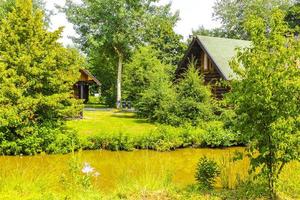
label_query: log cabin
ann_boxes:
[73,69,101,103]
[176,35,251,98]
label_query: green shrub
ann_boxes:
[82,123,238,152]
[201,121,237,147]
[136,63,216,127]
[181,126,206,148]
[107,133,135,151]
[46,130,80,154]
[141,126,183,151]
[136,77,177,123]
[175,64,215,126]
[87,96,101,104]
[85,133,135,151]
[195,157,220,189]
[0,123,80,155]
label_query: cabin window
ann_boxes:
[203,53,208,72]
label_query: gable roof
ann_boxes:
[80,69,101,86]
[196,36,251,79]
[178,36,251,80]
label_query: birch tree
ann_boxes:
[64,0,184,107]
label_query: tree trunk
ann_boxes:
[268,135,277,200]
[116,52,123,109]
[269,172,276,200]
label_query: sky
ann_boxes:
[46,0,221,46]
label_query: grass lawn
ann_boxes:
[67,110,157,138]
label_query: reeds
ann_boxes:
[0,148,298,199]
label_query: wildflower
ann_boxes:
[82,162,94,174]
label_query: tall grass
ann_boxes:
[0,148,298,199]
[277,161,300,199]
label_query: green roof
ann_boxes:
[196,35,251,80]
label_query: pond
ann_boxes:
[0,147,248,193]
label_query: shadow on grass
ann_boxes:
[84,104,108,109]
[111,114,136,119]
[110,112,153,125]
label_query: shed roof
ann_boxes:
[80,69,101,86]
[195,35,251,80]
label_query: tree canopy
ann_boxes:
[192,25,226,39]
[64,0,185,106]
[285,1,300,31]
[0,0,83,155]
[212,0,295,39]
[123,46,172,104]
[142,4,185,66]
[0,0,51,24]
[228,7,300,199]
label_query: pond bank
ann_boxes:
[0,147,246,192]
[0,147,299,199]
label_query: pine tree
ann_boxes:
[0,0,83,155]
[175,64,214,126]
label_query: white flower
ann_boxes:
[82,162,94,174]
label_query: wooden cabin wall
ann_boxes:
[80,72,89,82]
[197,49,228,99]
[198,49,220,82]
[73,82,90,103]
[177,43,229,99]
[176,43,202,78]
[79,70,99,83]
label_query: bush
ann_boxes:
[175,64,215,126]
[201,121,238,147]
[136,63,216,127]
[84,133,135,151]
[136,80,178,122]
[138,126,183,151]
[82,122,238,151]
[87,96,101,104]
[46,130,80,154]
[0,123,80,155]
[195,157,220,189]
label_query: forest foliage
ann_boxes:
[0,0,83,155]
[64,0,185,106]
[193,0,299,39]
[228,7,300,199]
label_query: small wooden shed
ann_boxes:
[73,69,101,103]
[176,35,251,98]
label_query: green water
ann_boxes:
[0,147,248,192]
